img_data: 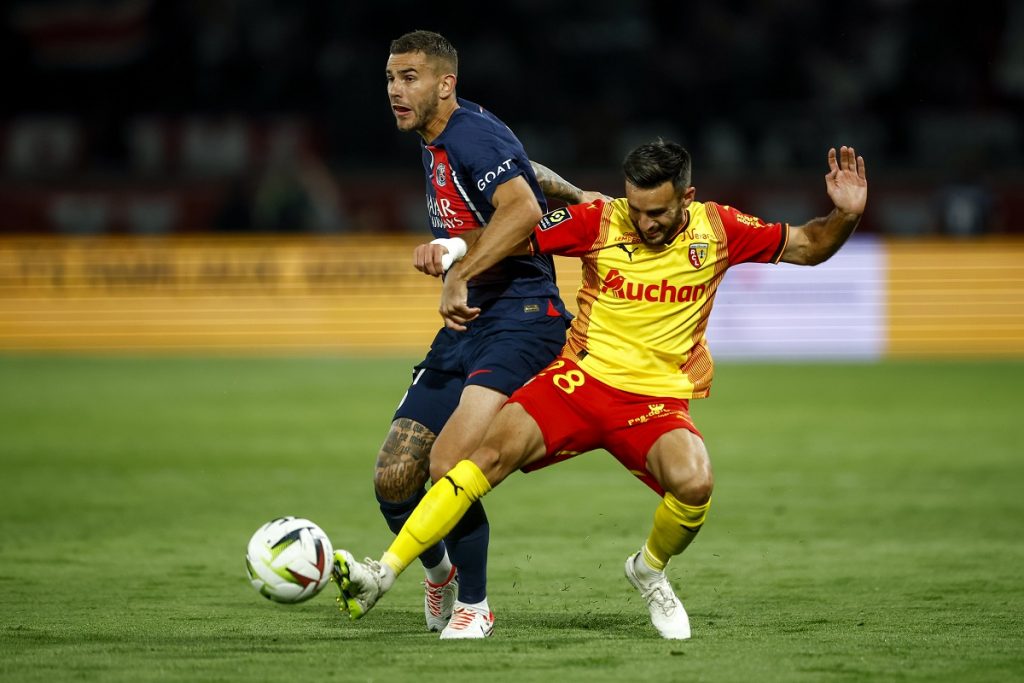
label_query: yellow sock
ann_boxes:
[642,493,711,571]
[381,460,492,575]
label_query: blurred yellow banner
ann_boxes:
[0,236,1021,357]
[0,235,453,353]
[887,239,1024,357]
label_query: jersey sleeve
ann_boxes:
[530,201,606,257]
[448,126,528,204]
[711,202,789,265]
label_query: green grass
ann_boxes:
[0,357,1022,682]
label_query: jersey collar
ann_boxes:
[663,209,691,247]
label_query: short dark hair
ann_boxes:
[622,140,692,192]
[390,30,458,76]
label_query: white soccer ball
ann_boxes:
[246,517,334,604]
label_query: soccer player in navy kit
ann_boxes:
[337,30,590,639]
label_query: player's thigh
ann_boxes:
[508,356,607,476]
[645,428,714,504]
[462,315,567,399]
[428,316,565,475]
[471,402,548,487]
[429,384,510,475]
[392,366,463,436]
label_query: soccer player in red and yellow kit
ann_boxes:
[333,140,868,640]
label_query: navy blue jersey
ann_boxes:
[422,98,563,313]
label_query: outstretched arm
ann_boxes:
[781,146,867,266]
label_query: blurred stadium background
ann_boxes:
[0,0,1021,356]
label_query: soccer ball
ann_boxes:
[245,517,334,603]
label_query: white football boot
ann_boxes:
[439,602,494,639]
[624,551,691,639]
[332,549,394,620]
[423,566,458,632]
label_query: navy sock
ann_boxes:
[376,489,447,569]
[445,500,489,603]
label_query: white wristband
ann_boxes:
[430,237,467,271]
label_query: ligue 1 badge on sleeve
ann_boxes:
[539,207,571,231]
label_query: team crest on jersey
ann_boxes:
[539,207,572,231]
[688,242,708,269]
[435,162,448,187]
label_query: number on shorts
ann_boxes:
[552,368,585,394]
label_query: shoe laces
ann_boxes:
[447,606,487,630]
[423,567,456,615]
[356,557,384,589]
[423,589,444,614]
[424,582,448,615]
[640,578,680,618]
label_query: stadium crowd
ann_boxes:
[1,0,1020,234]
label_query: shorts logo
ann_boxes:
[627,404,671,426]
[539,207,572,231]
[688,242,708,269]
[435,162,448,187]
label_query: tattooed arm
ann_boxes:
[531,161,608,205]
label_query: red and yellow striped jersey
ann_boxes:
[532,198,788,398]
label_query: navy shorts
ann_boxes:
[393,297,569,436]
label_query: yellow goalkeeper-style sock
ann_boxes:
[642,493,711,571]
[381,460,492,575]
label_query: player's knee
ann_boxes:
[427,449,503,489]
[665,458,714,506]
[677,474,713,506]
[672,471,713,506]
[373,418,434,501]
[428,456,454,484]
[374,453,430,502]
[373,467,428,502]
[469,445,518,487]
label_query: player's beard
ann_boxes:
[637,207,686,246]
[638,230,666,246]
[397,97,439,135]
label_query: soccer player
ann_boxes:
[332,140,868,639]
[363,30,595,639]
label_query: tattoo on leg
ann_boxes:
[374,418,436,501]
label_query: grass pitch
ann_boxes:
[0,356,1021,682]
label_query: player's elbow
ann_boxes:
[787,232,833,267]
[519,200,543,234]
[801,249,830,267]
[804,241,843,266]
